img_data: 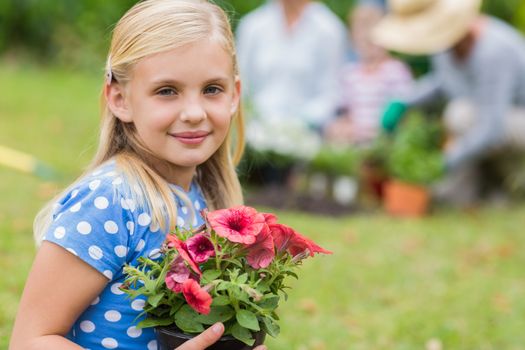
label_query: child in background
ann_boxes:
[324,3,413,146]
[9,1,266,349]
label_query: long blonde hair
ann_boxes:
[34,0,245,244]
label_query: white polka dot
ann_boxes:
[147,340,157,350]
[121,198,136,212]
[70,202,82,213]
[114,245,127,258]
[148,248,161,259]
[149,221,160,232]
[89,179,101,191]
[104,310,122,322]
[103,270,113,280]
[194,200,201,210]
[138,213,151,226]
[77,221,92,235]
[71,189,79,198]
[104,220,119,234]
[127,326,142,338]
[127,221,135,236]
[105,171,116,177]
[111,282,124,295]
[135,239,145,252]
[54,226,66,239]
[88,245,103,260]
[66,248,78,256]
[181,206,188,215]
[193,217,198,226]
[177,216,185,227]
[112,177,123,185]
[94,196,109,209]
[91,296,100,305]
[101,337,118,349]
[80,320,95,333]
[131,299,145,311]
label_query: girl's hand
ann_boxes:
[175,323,267,350]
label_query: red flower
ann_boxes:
[165,256,190,293]
[246,226,275,269]
[207,206,266,245]
[268,223,332,257]
[262,212,278,225]
[186,234,215,263]
[166,235,202,276]
[182,279,212,315]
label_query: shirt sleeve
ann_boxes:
[445,52,514,169]
[44,176,135,279]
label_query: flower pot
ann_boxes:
[155,326,266,350]
[383,180,429,217]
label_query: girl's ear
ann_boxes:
[105,82,133,123]
[230,76,241,115]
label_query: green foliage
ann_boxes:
[387,113,444,185]
[309,145,361,176]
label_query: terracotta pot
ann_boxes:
[383,180,429,217]
[156,326,266,350]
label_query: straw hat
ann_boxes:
[372,0,482,55]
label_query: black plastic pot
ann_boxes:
[155,326,266,350]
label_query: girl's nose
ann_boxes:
[180,97,206,123]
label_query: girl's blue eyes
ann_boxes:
[156,86,223,96]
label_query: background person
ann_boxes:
[324,2,413,147]
[374,0,525,205]
[236,0,348,186]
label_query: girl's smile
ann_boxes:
[169,130,212,145]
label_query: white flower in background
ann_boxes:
[246,118,322,160]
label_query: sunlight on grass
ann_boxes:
[2,63,525,349]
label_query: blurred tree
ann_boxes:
[0,0,521,68]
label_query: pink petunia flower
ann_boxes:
[207,206,266,245]
[182,279,212,315]
[186,234,215,263]
[268,223,332,257]
[165,256,190,293]
[166,235,202,276]
[246,226,275,269]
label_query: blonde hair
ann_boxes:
[34,0,244,243]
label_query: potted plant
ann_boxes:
[384,113,444,217]
[122,206,331,349]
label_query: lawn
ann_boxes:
[1,62,525,349]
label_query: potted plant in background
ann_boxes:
[122,206,331,350]
[383,113,444,217]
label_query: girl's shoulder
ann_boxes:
[52,160,134,220]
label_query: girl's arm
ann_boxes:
[9,241,108,350]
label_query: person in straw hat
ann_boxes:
[373,0,525,206]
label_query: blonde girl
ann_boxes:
[10,0,266,349]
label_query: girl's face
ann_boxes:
[112,39,240,184]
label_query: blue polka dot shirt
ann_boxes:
[43,160,207,350]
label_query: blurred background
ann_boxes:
[2,0,525,349]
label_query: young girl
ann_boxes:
[10,1,266,349]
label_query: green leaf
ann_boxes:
[236,309,260,331]
[136,317,173,329]
[231,322,255,346]
[196,305,235,325]
[261,316,280,337]
[202,269,221,283]
[147,293,164,307]
[237,273,248,284]
[174,305,205,333]
[211,295,231,306]
[258,295,280,310]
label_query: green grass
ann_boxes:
[2,62,525,349]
